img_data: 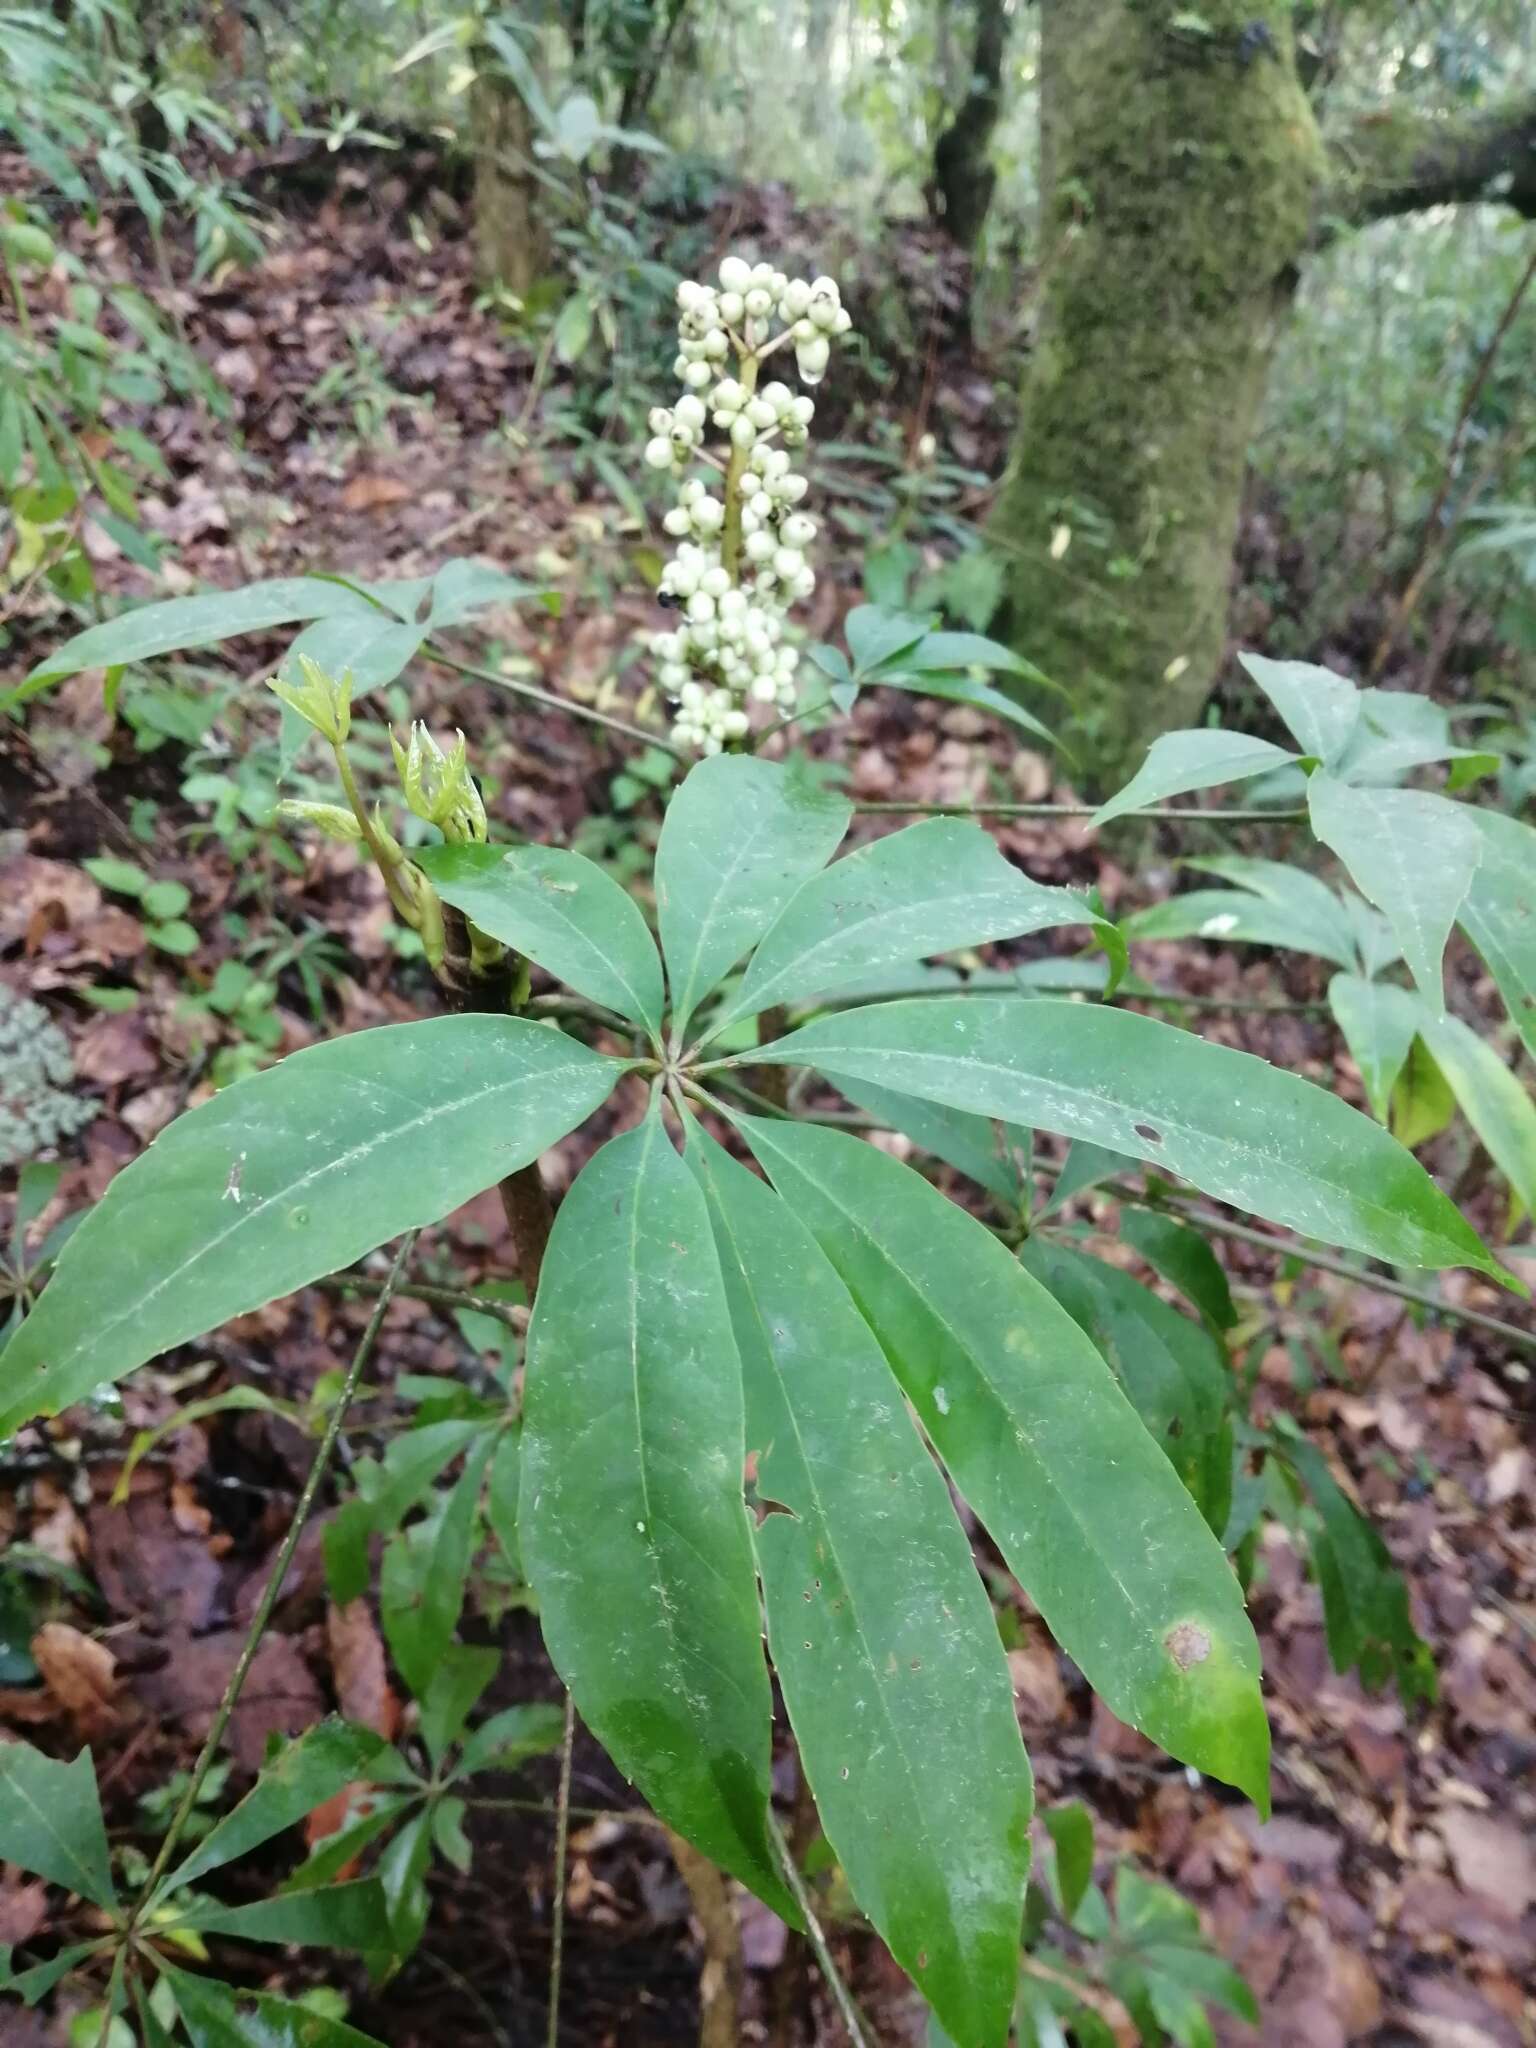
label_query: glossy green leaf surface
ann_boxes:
[170,1878,388,1949]
[1090,730,1297,829]
[689,1131,1031,2047]
[733,1116,1271,1809]
[654,755,850,1038]
[1415,1004,1536,1217]
[1118,1210,1238,1333]
[0,1016,628,1437]
[1327,974,1420,1123]
[717,819,1104,1029]
[1458,807,1536,1056]
[0,1744,115,1908]
[416,843,665,1040]
[518,1115,790,1913]
[162,1719,392,1897]
[165,1966,388,2048]
[1239,653,1361,764]
[1307,776,1480,1009]
[754,997,1498,1276]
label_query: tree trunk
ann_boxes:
[931,0,1010,252]
[470,64,548,296]
[989,2,1325,790]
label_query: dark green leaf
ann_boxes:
[1037,1139,1129,1218]
[164,1965,388,2047]
[169,1878,388,1949]
[418,1646,499,1766]
[844,604,930,675]
[162,1719,394,1897]
[484,1428,521,1576]
[753,997,1499,1277]
[689,1130,1031,2047]
[455,1701,566,1778]
[1118,1211,1237,1332]
[1124,889,1355,969]
[0,1744,115,1908]
[732,1117,1271,1809]
[655,755,850,1039]
[416,843,665,1040]
[1307,776,1480,1009]
[871,667,1059,747]
[278,612,427,700]
[381,1439,493,1700]
[716,819,1104,1029]
[282,1796,415,1894]
[1414,1004,1536,1217]
[0,1017,629,1437]
[1042,1803,1094,1919]
[518,1115,791,1912]
[0,1941,100,2006]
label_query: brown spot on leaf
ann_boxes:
[1134,1122,1164,1144]
[1166,1621,1212,1670]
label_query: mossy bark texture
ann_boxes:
[990,1,1325,791]
[470,63,549,296]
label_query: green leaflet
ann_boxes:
[161,1719,393,1897]
[518,1113,791,1915]
[167,1877,389,1950]
[1090,730,1297,829]
[1117,1210,1237,1333]
[0,1744,116,1908]
[1124,889,1356,969]
[1414,1004,1536,1218]
[733,1115,1271,1810]
[1458,807,1536,1057]
[416,842,666,1041]
[0,1015,629,1437]
[688,1129,1031,2048]
[715,817,1106,1029]
[1185,857,1362,968]
[834,1074,1031,1207]
[1327,974,1421,1124]
[381,1438,495,1700]
[654,753,850,1039]
[1239,653,1360,765]
[163,1965,388,2048]
[751,996,1499,1278]
[1307,775,1481,1010]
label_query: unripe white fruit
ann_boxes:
[811,275,839,302]
[782,513,815,548]
[744,287,772,318]
[663,506,692,536]
[781,279,811,319]
[744,529,774,563]
[780,472,809,502]
[687,590,715,621]
[796,337,830,383]
[674,393,706,427]
[644,436,674,469]
[773,546,804,580]
[730,414,757,449]
[683,359,712,389]
[809,296,838,332]
[701,565,730,598]
[712,378,746,413]
[792,317,816,343]
[693,497,724,534]
[718,255,751,293]
[718,291,744,325]
[833,306,852,334]
[790,395,815,425]
[702,328,728,359]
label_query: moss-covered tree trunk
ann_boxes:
[470,64,549,296]
[932,0,1010,252]
[990,2,1325,789]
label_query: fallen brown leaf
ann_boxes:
[31,1622,118,1739]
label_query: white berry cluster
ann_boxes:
[642,253,853,754]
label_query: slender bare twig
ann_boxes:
[427,646,686,759]
[853,799,1307,823]
[546,1690,577,2048]
[132,1229,421,1911]
[768,1813,875,2048]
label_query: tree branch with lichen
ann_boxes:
[1321,95,1536,238]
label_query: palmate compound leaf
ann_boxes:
[749,997,1502,1279]
[653,753,851,1042]
[517,1107,793,1918]
[0,1015,630,1438]
[686,1124,1032,2048]
[730,1114,1271,1809]
[711,816,1113,1031]
[416,842,666,1041]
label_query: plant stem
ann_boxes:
[546,1690,577,2048]
[134,1230,420,1911]
[853,799,1307,824]
[768,1813,875,2048]
[317,1272,528,1330]
[426,646,686,759]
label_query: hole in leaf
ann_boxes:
[1133,1122,1164,1144]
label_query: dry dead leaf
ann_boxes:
[1437,1809,1536,1916]
[31,1622,118,1738]
[342,474,412,511]
[326,1599,399,1739]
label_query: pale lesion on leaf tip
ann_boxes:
[1165,1621,1212,1670]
